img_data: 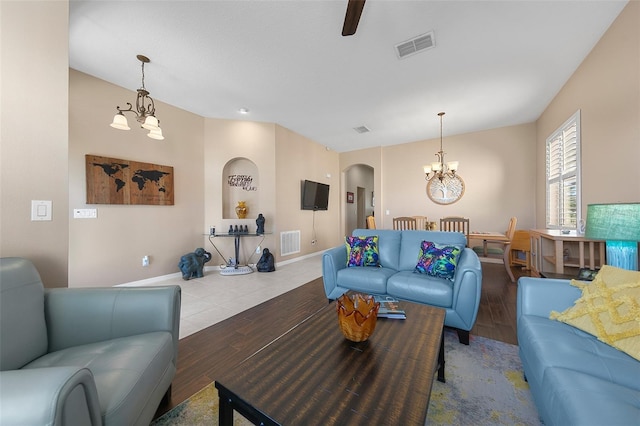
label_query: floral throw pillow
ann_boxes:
[415,240,463,280]
[345,236,380,267]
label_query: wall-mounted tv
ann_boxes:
[301,179,330,211]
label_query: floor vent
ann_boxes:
[353,125,370,134]
[281,230,301,257]
[395,31,435,59]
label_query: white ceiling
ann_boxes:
[69,0,628,152]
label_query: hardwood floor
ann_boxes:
[154,261,531,419]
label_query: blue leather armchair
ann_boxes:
[0,257,181,426]
[323,229,482,344]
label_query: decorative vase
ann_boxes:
[235,201,248,219]
[336,293,380,342]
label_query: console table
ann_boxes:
[529,229,605,277]
[207,233,267,275]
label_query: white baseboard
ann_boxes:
[117,251,324,287]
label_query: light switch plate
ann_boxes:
[73,208,97,219]
[31,200,52,221]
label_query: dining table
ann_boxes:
[468,231,514,282]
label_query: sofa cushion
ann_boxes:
[353,229,402,270]
[345,235,380,267]
[541,367,640,426]
[23,331,174,425]
[414,241,463,280]
[397,231,466,271]
[518,315,640,392]
[550,265,640,361]
[387,271,453,308]
[336,267,395,295]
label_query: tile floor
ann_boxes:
[133,255,322,339]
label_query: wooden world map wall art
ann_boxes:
[86,154,174,205]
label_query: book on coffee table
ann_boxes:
[373,295,406,319]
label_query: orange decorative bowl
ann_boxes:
[336,293,380,342]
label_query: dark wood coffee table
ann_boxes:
[215,298,445,425]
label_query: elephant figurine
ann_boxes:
[178,247,212,280]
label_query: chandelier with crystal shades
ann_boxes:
[423,112,458,181]
[110,55,164,140]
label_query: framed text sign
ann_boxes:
[85,154,174,205]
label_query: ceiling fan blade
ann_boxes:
[342,0,366,36]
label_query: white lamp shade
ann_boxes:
[110,113,130,130]
[147,127,164,140]
[142,115,159,130]
[423,165,431,174]
[447,161,459,171]
[431,162,442,171]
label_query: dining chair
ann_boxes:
[471,216,518,282]
[412,215,429,230]
[393,217,417,230]
[509,230,531,270]
[440,216,470,245]
[366,215,376,230]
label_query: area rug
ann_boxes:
[152,330,541,425]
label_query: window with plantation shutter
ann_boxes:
[546,110,581,230]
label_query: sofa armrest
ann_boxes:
[322,246,347,299]
[449,248,483,330]
[516,277,581,322]
[0,367,101,426]
[45,286,181,363]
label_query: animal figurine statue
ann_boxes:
[178,247,212,280]
[256,247,275,272]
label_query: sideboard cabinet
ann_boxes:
[529,229,606,278]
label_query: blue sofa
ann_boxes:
[0,257,181,426]
[517,277,640,425]
[322,229,482,344]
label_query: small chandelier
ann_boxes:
[110,55,164,140]
[423,112,458,181]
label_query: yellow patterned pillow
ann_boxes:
[550,265,640,361]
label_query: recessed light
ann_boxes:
[238,108,249,114]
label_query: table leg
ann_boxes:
[234,234,240,269]
[218,393,233,426]
[437,328,445,383]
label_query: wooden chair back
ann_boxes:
[440,216,470,244]
[505,216,518,240]
[412,215,429,230]
[393,217,417,230]
[366,215,376,230]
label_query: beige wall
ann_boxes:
[204,118,277,266]
[535,1,640,227]
[1,1,70,287]
[69,69,205,287]
[341,123,538,233]
[275,125,341,260]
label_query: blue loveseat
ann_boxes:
[517,276,640,425]
[322,229,482,344]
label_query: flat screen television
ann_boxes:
[301,180,330,211]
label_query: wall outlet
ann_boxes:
[142,255,149,267]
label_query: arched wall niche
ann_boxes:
[222,157,259,219]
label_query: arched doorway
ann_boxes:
[344,164,374,235]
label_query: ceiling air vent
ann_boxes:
[395,31,435,59]
[353,126,370,134]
